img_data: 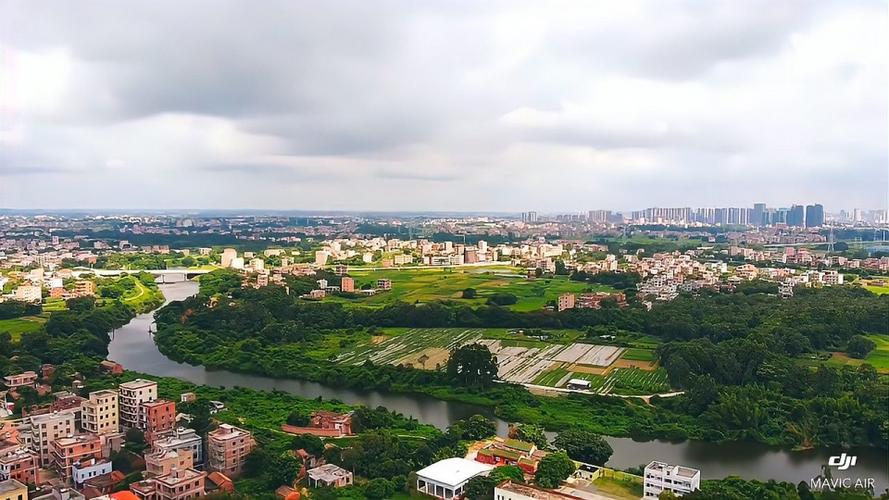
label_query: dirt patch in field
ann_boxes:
[371,336,389,344]
[567,364,608,375]
[398,347,450,370]
[611,358,657,371]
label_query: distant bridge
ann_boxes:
[70,267,213,283]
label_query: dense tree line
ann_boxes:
[0,300,41,320]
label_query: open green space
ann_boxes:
[620,348,656,362]
[864,334,889,370]
[325,266,613,311]
[592,474,644,499]
[0,316,47,340]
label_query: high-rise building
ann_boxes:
[787,205,805,227]
[805,204,824,228]
[521,211,538,223]
[752,203,766,227]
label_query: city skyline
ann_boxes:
[2,0,887,211]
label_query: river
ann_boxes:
[107,282,888,492]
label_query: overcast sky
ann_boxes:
[1,0,886,212]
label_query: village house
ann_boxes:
[281,410,354,437]
[306,464,353,489]
[474,438,542,475]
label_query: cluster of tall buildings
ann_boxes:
[629,203,825,227]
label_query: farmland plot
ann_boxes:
[536,367,671,395]
[335,328,626,386]
[336,328,483,366]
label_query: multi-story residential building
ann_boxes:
[340,276,354,293]
[153,428,203,467]
[643,461,700,499]
[23,410,76,466]
[0,478,27,500]
[50,434,104,481]
[376,279,391,290]
[81,390,119,435]
[557,293,575,312]
[220,248,237,268]
[207,424,255,478]
[140,400,176,444]
[2,372,37,389]
[0,448,39,485]
[130,468,206,500]
[13,285,41,303]
[73,280,96,297]
[145,449,194,477]
[118,379,157,429]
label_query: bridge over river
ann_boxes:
[69,267,213,283]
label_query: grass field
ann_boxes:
[806,334,889,374]
[0,316,47,340]
[621,348,656,362]
[325,266,613,311]
[864,334,889,370]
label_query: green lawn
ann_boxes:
[325,266,612,311]
[0,316,47,340]
[864,334,889,370]
[621,348,656,362]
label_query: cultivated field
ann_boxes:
[534,366,670,395]
[325,266,612,311]
[334,327,633,385]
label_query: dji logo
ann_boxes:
[828,453,857,470]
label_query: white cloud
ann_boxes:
[0,0,885,211]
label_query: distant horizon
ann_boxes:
[0,202,885,218]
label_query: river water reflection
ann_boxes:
[106,282,888,492]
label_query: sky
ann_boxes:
[1,0,887,212]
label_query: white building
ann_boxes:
[118,379,158,429]
[643,461,700,499]
[415,458,492,499]
[13,285,41,303]
[71,458,112,487]
[153,427,204,466]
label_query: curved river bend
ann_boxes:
[107,282,888,491]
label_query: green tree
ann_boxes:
[286,409,311,426]
[447,344,498,388]
[364,478,394,499]
[463,475,497,500]
[553,428,613,465]
[510,424,548,450]
[490,465,525,483]
[448,415,497,441]
[534,451,575,488]
[291,433,324,457]
[846,335,876,359]
[462,288,477,299]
